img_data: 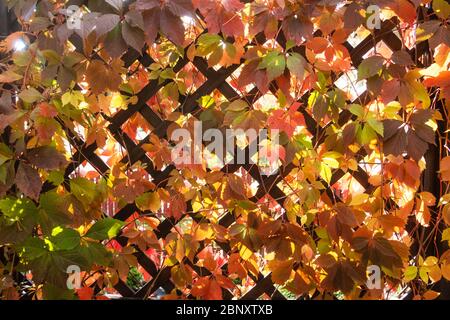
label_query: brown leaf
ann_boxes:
[121,22,145,53]
[390,50,414,66]
[27,146,68,170]
[15,162,42,201]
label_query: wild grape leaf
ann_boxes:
[357,55,384,80]
[267,102,306,138]
[352,232,403,270]
[258,51,286,82]
[79,241,112,267]
[440,156,450,181]
[222,174,247,201]
[26,146,68,170]
[163,190,186,220]
[18,87,43,104]
[383,110,435,161]
[85,218,124,240]
[424,71,450,100]
[136,0,194,46]
[51,227,81,251]
[268,259,293,285]
[94,14,121,38]
[19,246,90,287]
[381,78,400,104]
[104,24,128,58]
[391,50,414,66]
[160,9,185,46]
[237,58,269,93]
[38,191,72,234]
[121,22,145,53]
[281,14,314,45]
[389,0,417,25]
[316,255,365,294]
[416,20,441,43]
[286,53,307,79]
[15,162,42,201]
[193,0,244,37]
[85,60,122,94]
[191,277,223,300]
[136,191,161,212]
[247,2,278,38]
[0,69,23,83]
[343,2,364,29]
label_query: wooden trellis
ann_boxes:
[1,1,447,299]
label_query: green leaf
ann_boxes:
[79,242,112,267]
[357,56,384,80]
[42,283,76,300]
[19,88,43,103]
[0,143,13,166]
[85,218,124,240]
[0,197,38,225]
[348,104,364,119]
[258,51,286,81]
[18,249,89,287]
[19,237,48,260]
[358,124,377,145]
[136,191,161,212]
[367,118,384,136]
[51,227,81,251]
[70,177,101,208]
[47,170,65,186]
[38,191,71,234]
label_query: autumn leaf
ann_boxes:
[383,110,436,161]
[26,146,68,170]
[440,156,450,181]
[258,51,286,82]
[352,231,403,270]
[136,0,194,46]
[15,162,42,201]
[286,53,307,79]
[193,0,244,37]
[357,56,384,80]
[136,191,161,212]
[267,102,306,138]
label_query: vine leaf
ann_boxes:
[15,162,42,201]
[26,146,68,170]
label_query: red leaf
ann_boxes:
[267,103,306,138]
[76,287,94,300]
[193,0,244,37]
